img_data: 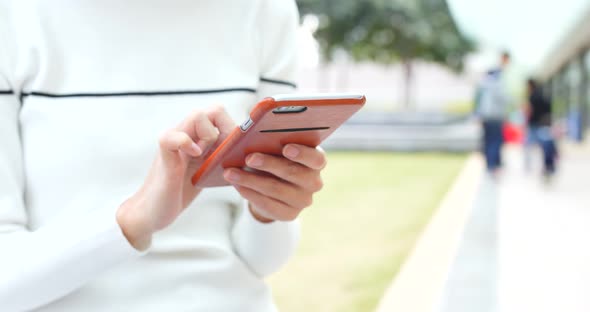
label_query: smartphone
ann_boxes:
[191,93,366,187]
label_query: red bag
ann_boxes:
[503,122,523,144]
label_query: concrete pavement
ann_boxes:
[377,142,590,312]
[439,143,590,312]
[498,144,590,312]
[438,174,497,312]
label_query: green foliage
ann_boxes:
[297,0,475,72]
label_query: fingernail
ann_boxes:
[224,169,240,182]
[247,154,263,167]
[191,142,202,156]
[284,145,299,158]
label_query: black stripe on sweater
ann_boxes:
[21,87,257,98]
[259,77,297,89]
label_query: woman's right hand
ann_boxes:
[116,106,236,250]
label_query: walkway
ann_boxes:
[439,143,590,312]
[377,142,590,311]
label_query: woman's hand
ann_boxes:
[223,144,326,223]
[116,106,235,250]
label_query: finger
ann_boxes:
[159,130,202,158]
[234,186,300,222]
[180,110,219,152]
[245,153,323,192]
[224,168,312,210]
[206,105,236,142]
[282,144,327,170]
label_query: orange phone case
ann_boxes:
[191,94,366,187]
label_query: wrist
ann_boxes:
[116,195,153,251]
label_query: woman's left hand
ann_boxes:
[223,144,326,223]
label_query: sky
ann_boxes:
[448,0,589,72]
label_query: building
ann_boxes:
[537,5,590,141]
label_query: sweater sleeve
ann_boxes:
[0,6,142,311]
[230,0,301,278]
[231,201,300,277]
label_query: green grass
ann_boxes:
[269,152,466,312]
[443,100,474,115]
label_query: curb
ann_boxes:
[374,154,483,312]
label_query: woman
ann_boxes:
[525,78,557,176]
[0,1,324,311]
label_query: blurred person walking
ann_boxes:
[475,52,512,175]
[524,78,557,177]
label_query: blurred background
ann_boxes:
[269,0,590,311]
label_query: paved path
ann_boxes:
[439,143,590,312]
[438,174,497,312]
[498,144,590,312]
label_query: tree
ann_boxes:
[297,0,475,109]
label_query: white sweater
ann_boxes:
[0,1,300,311]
